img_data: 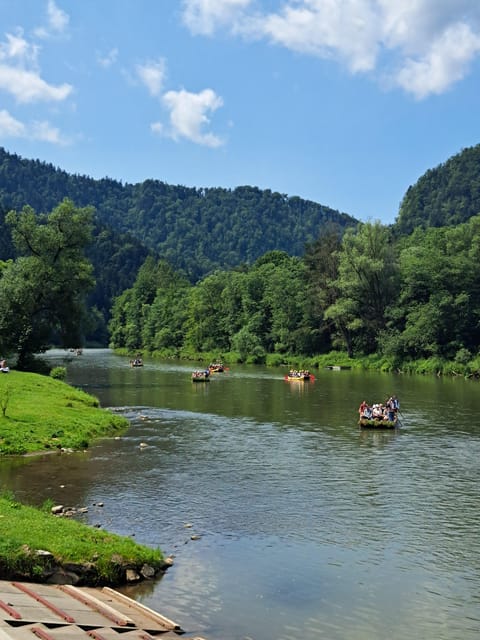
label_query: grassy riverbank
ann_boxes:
[118,346,480,379]
[0,370,167,586]
[0,370,128,455]
[0,494,165,585]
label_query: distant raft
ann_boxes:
[209,362,225,373]
[285,369,313,381]
[192,370,210,382]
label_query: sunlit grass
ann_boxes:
[0,371,128,455]
[0,495,164,584]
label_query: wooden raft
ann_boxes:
[0,581,206,639]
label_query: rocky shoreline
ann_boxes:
[0,500,173,588]
[1,540,173,587]
[36,503,174,586]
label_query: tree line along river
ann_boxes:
[1,348,479,640]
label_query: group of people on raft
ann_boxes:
[288,369,311,379]
[358,396,399,422]
[209,362,224,372]
[192,369,210,380]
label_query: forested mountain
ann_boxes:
[396,144,480,235]
[3,142,480,368]
[0,147,356,282]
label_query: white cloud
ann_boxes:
[35,0,70,38]
[257,0,380,73]
[0,31,40,67]
[181,0,480,98]
[158,88,225,147]
[0,108,68,144]
[0,63,72,103]
[394,22,480,99]
[47,0,69,33]
[0,109,26,137]
[136,58,167,97]
[0,5,71,145]
[0,29,72,104]
[31,119,68,144]
[181,0,253,35]
[97,48,119,69]
[150,121,164,135]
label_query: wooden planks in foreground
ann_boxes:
[0,581,206,639]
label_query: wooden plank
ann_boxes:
[0,599,22,620]
[58,586,135,627]
[101,588,183,632]
[0,582,193,639]
[11,583,75,623]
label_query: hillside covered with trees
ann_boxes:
[110,216,480,377]
[395,144,480,235]
[0,146,356,343]
[0,147,356,281]
[2,142,480,377]
[108,142,480,374]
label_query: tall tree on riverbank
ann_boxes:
[0,198,94,369]
[325,222,399,356]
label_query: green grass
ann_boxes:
[0,371,128,455]
[0,373,165,585]
[0,495,164,585]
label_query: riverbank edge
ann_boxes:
[115,347,480,380]
[0,371,169,587]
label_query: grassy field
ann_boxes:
[0,370,128,455]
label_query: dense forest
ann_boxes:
[0,146,355,280]
[108,143,480,374]
[0,146,355,342]
[108,216,480,376]
[2,143,480,375]
[395,144,480,234]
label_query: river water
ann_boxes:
[1,349,480,640]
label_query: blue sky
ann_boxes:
[1,1,480,224]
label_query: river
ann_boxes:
[1,349,480,640]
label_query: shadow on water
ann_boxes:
[2,349,480,639]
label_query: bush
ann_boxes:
[50,366,67,380]
[454,348,471,365]
[414,357,445,375]
[266,353,287,367]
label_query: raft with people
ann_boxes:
[358,396,400,429]
[285,369,314,381]
[192,369,210,382]
[209,362,225,373]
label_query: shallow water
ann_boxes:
[2,349,480,639]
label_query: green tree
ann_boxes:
[386,217,480,360]
[0,199,94,369]
[304,228,343,353]
[325,221,399,356]
[184,271,232,351]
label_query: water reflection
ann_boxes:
[1,349,480,639]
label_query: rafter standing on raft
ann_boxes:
[358,395,400,428]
